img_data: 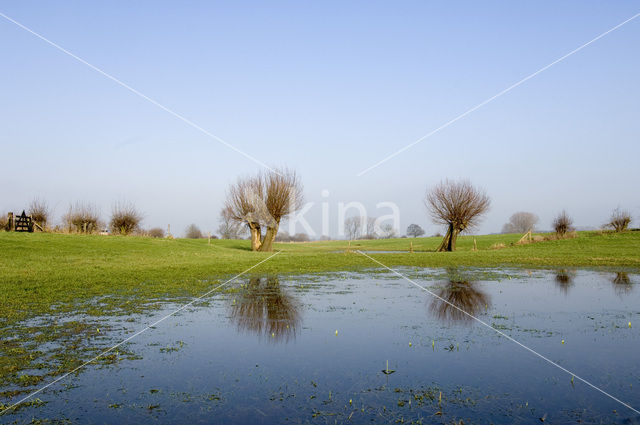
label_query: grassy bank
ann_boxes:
[1,230,639,323]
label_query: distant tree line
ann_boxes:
[275,231,311,242]
[2,171,635,248]
[343,216,397,240]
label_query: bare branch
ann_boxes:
[607,207,632,232]
[63,202,101,234]
[28,198,51,229]
[223,167,304,251]
[552,210,574,237]
[109,201,143,235]
[260,167,304,222]
[425,179,490,251]
[185,223,203,239]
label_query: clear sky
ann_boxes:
[2,1,639,237]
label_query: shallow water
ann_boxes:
[2,268,640,424]
[331,250,410,253]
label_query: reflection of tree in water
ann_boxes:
[228,277,301,343]
[612,272,633,296]
[554,269,575,294]
[429,273,490,324]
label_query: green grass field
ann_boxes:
[0,230,638,394]
[1,230,639,325]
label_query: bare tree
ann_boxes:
[218,206,247,239]
[63,202,101,233]
[275,231,312,242]
[275,230,291,242]
[109,202,143,235]
[363,217,377,239]
[425,179,490,252]
[406,224,425,238]
[28,198,50,229]
[502,211,539,234]
[185,223,203,239]
[225,174,268,250]
[258,168,304,252]
[344,216,362,240]
[552,210,573,237]
[379,223,397,239]
[291,233,311,242]
[607,207,632,232]
[0,212,8,231]
[224,167,304,251]
[148,227,165,238]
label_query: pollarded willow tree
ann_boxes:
[261,169,305,251]
[225,175,267,250]
[425,179,490,252]
[608,207,632,232]
[224,167,304,252]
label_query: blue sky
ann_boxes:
[1,1,639,237]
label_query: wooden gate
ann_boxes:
[14,211,34,232]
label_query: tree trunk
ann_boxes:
[449,228,459,251]
[258,223,279,252]
[437,223,459,252]
[249,223,262,251]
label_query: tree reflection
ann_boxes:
[554,269,575,294]
[611,272,633,296]
[228,276,301,343]
[429,272,490,324]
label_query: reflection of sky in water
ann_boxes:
[3,269,640,424]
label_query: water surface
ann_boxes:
[2,268,639,424]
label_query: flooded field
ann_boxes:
[1,268,639,424]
